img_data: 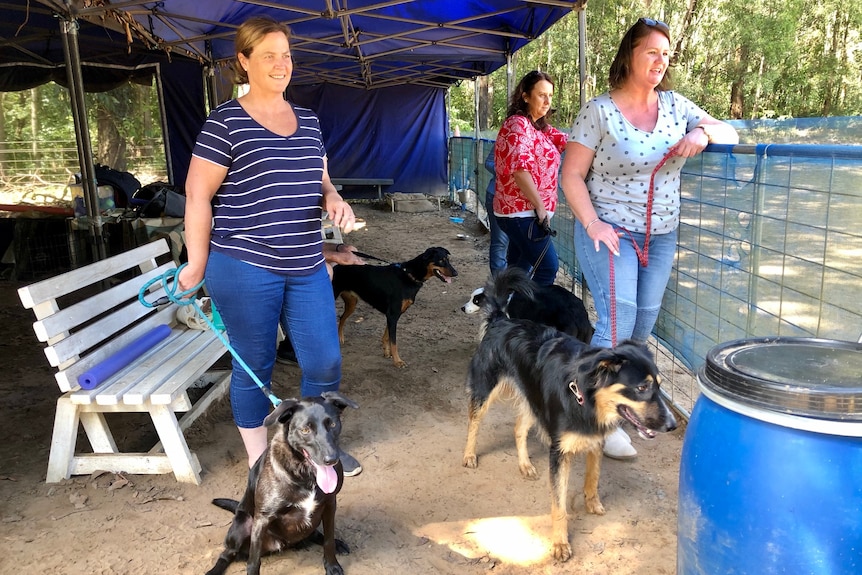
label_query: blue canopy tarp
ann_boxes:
[1,1,575,197]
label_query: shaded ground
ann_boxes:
[0,202,685,574]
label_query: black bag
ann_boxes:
[132,182,186,218]
[93,164,141,208]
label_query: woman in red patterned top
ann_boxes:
[493,70,568,286]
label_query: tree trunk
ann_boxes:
[752,55,766,119]
[729,45,749,119]
[672,0,699,67]
[96,106,127,171]
[477,75,491,132]
[0,93,6,177]
[30,88,38,159]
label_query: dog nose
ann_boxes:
[324,455,338,466]
[664,409,678,432]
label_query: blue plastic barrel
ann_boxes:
[678,337,862,575]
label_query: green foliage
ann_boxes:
[450,0,862,131]
[1,79,167,200]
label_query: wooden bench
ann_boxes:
[331,177,393,200]
[17,238,229,484]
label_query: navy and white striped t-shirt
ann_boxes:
[192,99,327,275]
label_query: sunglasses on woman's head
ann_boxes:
[639,17,669,32]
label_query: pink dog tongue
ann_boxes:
[313,461,338,494]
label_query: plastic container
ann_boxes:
[677,337,862,575]
[70,184,116,216]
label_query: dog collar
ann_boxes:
[568,381,584,405]
[394,263,423,285]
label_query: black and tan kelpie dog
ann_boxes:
[462,273,677,562]
[205,392,358,575]
[331,246,458,367]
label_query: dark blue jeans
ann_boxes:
[485,192,509,274]
[497,215,559,286]
[205,251,341,428]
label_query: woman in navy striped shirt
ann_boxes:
[178,16,361,474]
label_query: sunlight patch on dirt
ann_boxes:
[417,515,549,565]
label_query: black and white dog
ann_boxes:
[461,267,594,343]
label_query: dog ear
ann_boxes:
[577,341,655,389]
[321,391,359,411]
[576,347,624,390]
[263,398,300,427]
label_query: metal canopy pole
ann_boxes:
[578,5,587,108]
[59,15,106,261]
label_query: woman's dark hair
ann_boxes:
[233,16,292,85]
[506,70,555,130]
[608,18,672,91]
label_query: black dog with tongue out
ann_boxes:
[205,392,358,575]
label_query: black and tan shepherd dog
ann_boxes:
[331,246,457,367]
[461,275,677,562]
[205,392,358,575]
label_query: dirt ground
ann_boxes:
[0,202,686,575]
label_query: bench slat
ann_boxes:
[90,328,191,405]
[330,177,393,186]
[33,261,175,343]
[118,329,222,405]
[68,453,183,477]
[53,305,177,392]
[45,286,174,368]
[149,334,229,405]
[18,240,169,309]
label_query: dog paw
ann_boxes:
[519,461,539,480]
[552,542,573,562]
[585,494,606,515]
[393,359,407,368]
[324,562,344,575]
[335,538,350,555]
[462,454,478,468]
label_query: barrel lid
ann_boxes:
[701,337,862,421]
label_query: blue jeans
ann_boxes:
[497,215,559,286]
[575,222,677,348]
[205,251,341,428]
[485,192,509,273]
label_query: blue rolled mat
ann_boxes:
[77,324,172,390]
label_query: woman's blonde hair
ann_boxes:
[232,16,291,85]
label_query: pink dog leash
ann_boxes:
[609,147,678,346]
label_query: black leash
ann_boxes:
[349,250,420,283]
[527,213,557,281]
[352,250,392,264]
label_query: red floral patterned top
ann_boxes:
[492,114,567,217]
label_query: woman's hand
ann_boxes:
[673,127,709,158]
[586,219,620,256]
[325,243,365,266]
[177,264,205,296]
[324,196,356,234]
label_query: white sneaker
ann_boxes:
[603,427,637,460]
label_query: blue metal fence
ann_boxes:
[449,137,862,415]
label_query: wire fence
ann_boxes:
[449,137,862,418]
[0,140,168,206]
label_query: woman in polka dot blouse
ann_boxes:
[560,18,737,458]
